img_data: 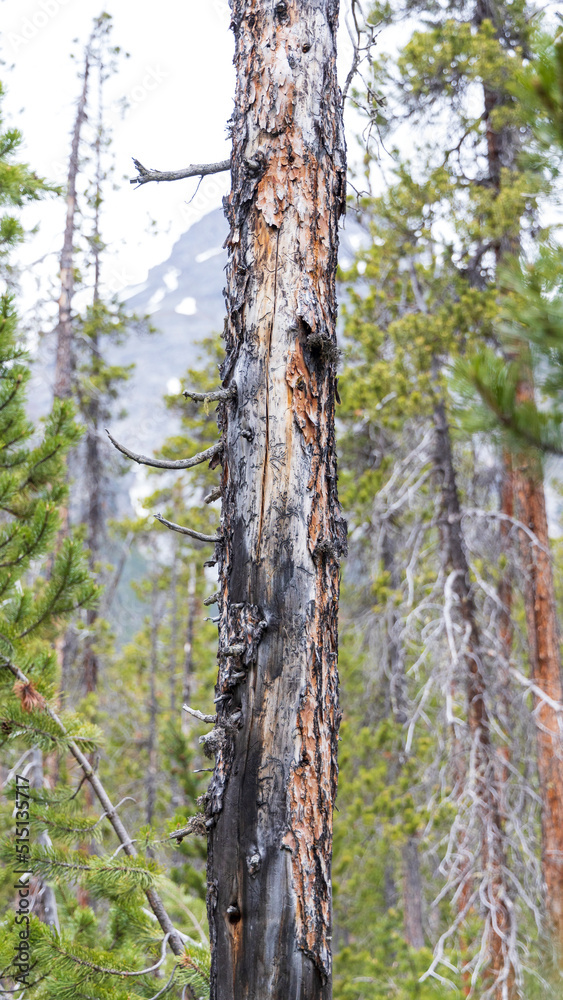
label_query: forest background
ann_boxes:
[1,1,563,999]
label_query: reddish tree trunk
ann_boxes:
[515,453,563,953]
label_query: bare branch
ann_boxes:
[130,156,230,187]
[203,591,220,606]
[183,704,217,724]
[154,513,219,543]
[106,429,222,470]
[342,0,380,102]
[183,385,237,404]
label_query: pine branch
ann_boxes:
[47,932,174,977]
[1,658,185,957]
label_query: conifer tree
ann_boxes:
[334,0,563,994]
[0,52,203,1000]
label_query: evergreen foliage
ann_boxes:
[333,2,563,996]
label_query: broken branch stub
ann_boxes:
[183,385,237,404]
[183,704,217,725]
[106,430,222,471]
[130,157,231,187]
[154,514,219,544]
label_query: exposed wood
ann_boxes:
[205,3,346,998]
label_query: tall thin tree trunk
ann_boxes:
[475,0,563,940]
[54,32,96,711]
[382,527,425,950]
[433,398,516,997]
[147,587,159,828]
[28,748,60,931]
[169,545,179,713]
[82,52,105,696]
[205,3,346,997]
[181,562,197,735]
[54,44,91,400]
[514,450,563,953]
[401,839,424,951]
[496,453,514,815]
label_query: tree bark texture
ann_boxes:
[205,3,346,998]
[514,454,563,953]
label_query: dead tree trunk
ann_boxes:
[205,3,346,998]
[54,43,92,400]
[382,527,425,950]
[433,398,516,997]
[147,583,159,828]
[82,56,105,696]
[180,563,197,735]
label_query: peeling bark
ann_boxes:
[205,3,346,997]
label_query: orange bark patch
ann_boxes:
[286,338,318,446]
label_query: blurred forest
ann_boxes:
[1,2,563,999]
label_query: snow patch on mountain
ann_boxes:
[176,296,197,316]
[195,246,225,264]
[147,288,166,313]
[163,267,180,291]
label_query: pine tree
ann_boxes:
[0,57,202,1000]
[333,0,563,994]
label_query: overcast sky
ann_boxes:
[1,0,365,306]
